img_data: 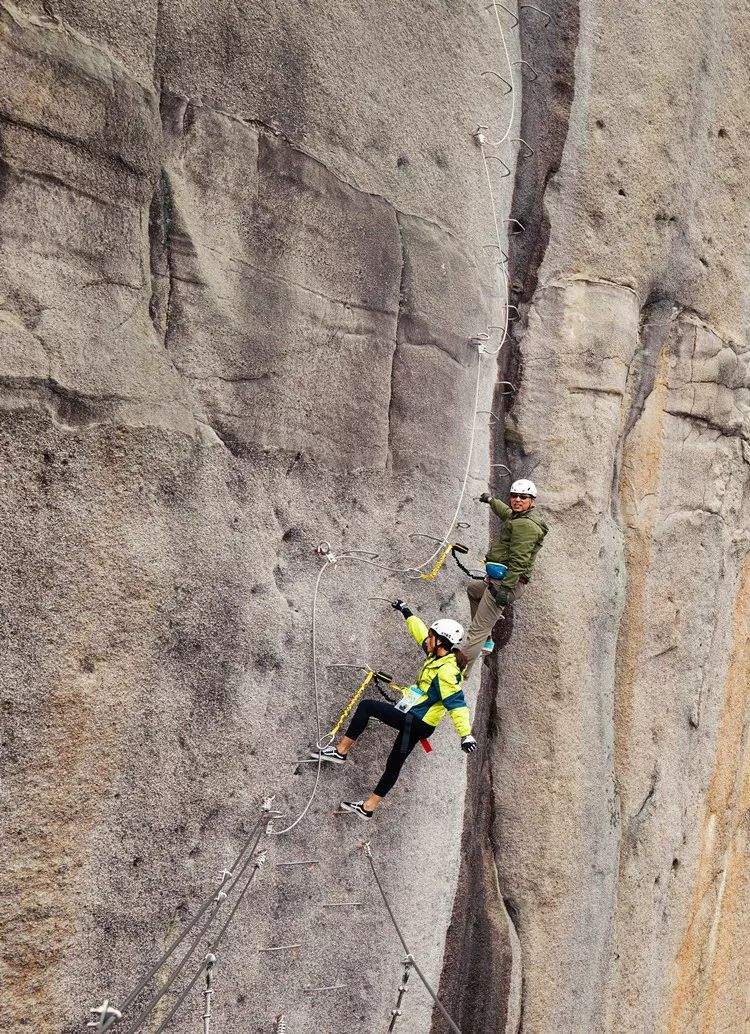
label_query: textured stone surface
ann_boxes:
[1,1,748,1033]
[468,0,750,1031]
[0,2,505,1032]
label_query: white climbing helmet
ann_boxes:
[429,618,465,647]
[510,478,537,498]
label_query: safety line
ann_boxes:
[267,557,330,837]
[271,0,522,838]
[103,812,265,1022]
[478,1,518,358]
[94,813,268,1032]
[120,824,268,1034]
[151,961,209,1034]
[364,844,462,1034]
[326,670,375,741]
[150,849,268,1034]
[489,2,517,146]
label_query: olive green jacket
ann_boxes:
[485,498,549,589]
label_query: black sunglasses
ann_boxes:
[510,493,532,499]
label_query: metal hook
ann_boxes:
[408,532,446,547]
[520,4,552,27]
[513,60,539,82]
[484,2,519,27]
[485,154,512,177]
[480,70,513,96]
[469,331,491,353]
[478,409,501,425]
[510,136,535,159]
[482,244,509,262]
[508,218,525,235]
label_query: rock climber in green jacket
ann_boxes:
[307,605,476,821]
[459,479,548,674]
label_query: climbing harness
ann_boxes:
[363,843,462,1034]
[387,957,414,1032]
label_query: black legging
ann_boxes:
[345,698,434,797]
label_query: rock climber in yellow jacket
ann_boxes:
[308,604,476,821]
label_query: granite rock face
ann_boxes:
[439,0,749,1031]
[0,2,748,1034]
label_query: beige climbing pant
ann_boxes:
[461,580,526,677]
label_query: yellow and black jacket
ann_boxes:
[402,614,472,737]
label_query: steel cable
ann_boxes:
[365,844,462,1034]
[271,1,521,837]
[120,822,268,1033]
[151,851,268,1034]
[478,0,519,358]
[103,812,266,1028]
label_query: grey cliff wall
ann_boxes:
[1,1,748,1034]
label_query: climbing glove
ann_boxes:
[479,492,492,504]
[491,584,512,606]
[461,735,478,755]
[391,599,413,618]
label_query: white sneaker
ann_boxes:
[340,800,373,822]
[307,744,347,764]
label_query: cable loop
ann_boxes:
[513,59,539,82]
[509,135,535,158]
[479,70,513,95]
[519,3,552,26]
[484,2,518,28]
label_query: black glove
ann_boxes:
[491,585,512,606]
[391,599,413,618]
[479,492,492,504]
[461,735,478,755]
